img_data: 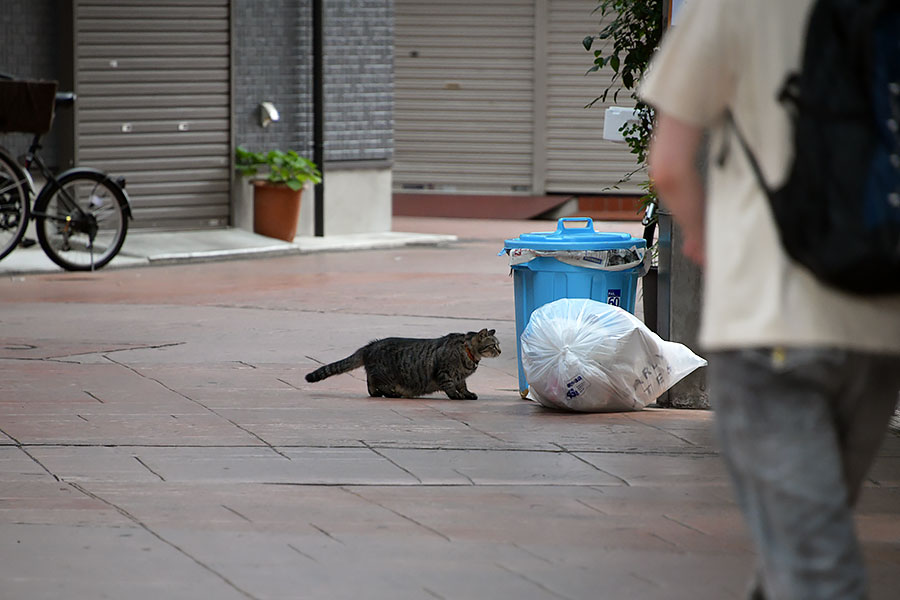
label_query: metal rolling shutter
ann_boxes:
[545,0,642,194]
[74,0,231,230]
[394,0,535,194]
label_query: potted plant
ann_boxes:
[235,146,322,241]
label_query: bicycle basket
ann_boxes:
[0,80,58,134]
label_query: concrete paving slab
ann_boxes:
[344,485,754,573]
[26,446,180,483]
[418,403,716,453]
[152,529,565,600]
[0,447,56,480]
[574,452,730,487]
[379,448,627,486]
[1,412,266,447]
[31,446,422,485]
[57,481,755,599]
[217,405,509,449]
[0,481,128,526]
[80,482,429,535]
[0,523,249,600]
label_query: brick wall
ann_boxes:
[325,0,394,163]
[233,0,393,164]
[232,0,315,157]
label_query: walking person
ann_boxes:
[639,0,900,598]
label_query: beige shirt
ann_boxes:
[639,0,900,354]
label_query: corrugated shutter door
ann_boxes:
[394,0,534,194]
[546,0,642,194]
[74,0,231,230]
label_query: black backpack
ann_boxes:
[725,0,900,295]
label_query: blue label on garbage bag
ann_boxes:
[566,375,589,398]
[607,289,621,306]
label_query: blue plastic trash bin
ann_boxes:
[502,217,647,397]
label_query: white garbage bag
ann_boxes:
[520,298,707,412]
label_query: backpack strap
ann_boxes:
[721,109,775,201]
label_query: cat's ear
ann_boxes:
[488,329,495,336]
[478,328,488,336]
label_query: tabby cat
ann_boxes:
[305,328,501,399]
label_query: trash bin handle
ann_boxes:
[555,217,595,235]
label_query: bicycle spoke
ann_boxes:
[0,154,29,261]
[35,172,128,271]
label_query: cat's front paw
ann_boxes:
[463,392,478,400]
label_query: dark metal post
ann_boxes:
[312,0,325,236]
[656,207,673,341]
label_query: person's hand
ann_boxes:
[648,113,707,268]
[680,226,705,266]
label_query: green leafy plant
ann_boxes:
[583,0,663,219]
[235,146,322,192]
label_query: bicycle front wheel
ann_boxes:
[34,170,129,271]
[0,150,30,261]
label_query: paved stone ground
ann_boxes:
[1,217,898,599]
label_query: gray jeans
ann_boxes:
[708,348,900,600]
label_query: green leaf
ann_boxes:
[583,0,663,183]
[582,35,594,51]
[234,147,321,186]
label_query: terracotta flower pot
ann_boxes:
[252,181,302,242]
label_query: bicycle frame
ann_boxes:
[23,135,88,224]
[1,76,133,271]
[22,132,132,232]
[0,145,34,189]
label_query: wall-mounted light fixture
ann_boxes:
[258,102,280,128]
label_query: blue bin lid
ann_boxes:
[503,217,646,251]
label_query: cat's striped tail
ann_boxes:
[305,351,365,382]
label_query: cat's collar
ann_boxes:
[465,345,479,363]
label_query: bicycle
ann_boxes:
[0,76,131,271]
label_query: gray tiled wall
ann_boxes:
[233,0,394,164]
[324,0,394,163]
[233,0,315,158]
